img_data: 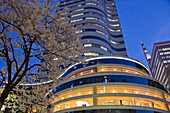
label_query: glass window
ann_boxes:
[54,75,167,93]
[84,53,99,56]
[53,96,168,112]
[53,98,93,112]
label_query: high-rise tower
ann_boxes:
[50,0,170,113]
[59,0,127,57]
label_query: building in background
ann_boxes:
[141,41,170,92]
[59,0,127,57]
[49,0,170,113]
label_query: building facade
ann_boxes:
[59,0,127,57]
[51,56,169,113]
[141,41,170,92]
[49,0,170,113]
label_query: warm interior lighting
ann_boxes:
[76,101,90,106]
[53,96,168,112]
[97,66,149,77]
[84,44,92,47]
[52,85,166,106]
[66,65,150,81]
[53,85,169,112]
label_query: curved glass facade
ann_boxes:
[51,57,170,113]
[53,75,167,93]
[61,57,150,78]
[53,97,168,112]
[52,85,169,103]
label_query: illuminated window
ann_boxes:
[64,66,150,81]
[85,23,104,28]
[52,85,168,105]
[101,46,107,51]
[110,40,118,44]
[84,44,92,47]
[85,17,98,20]
[71,13,83,17]
[96,30,105,36]
[75,30,83,33]
[109,28,121,32]
[70,18,83,23]
[65,68,96,80]
[76,24,83,27]
[85,17,105,24]
[98,4,103,9]
[97,66,149,77]
[162,47,170,51]
[53,98,93,112]
[164,51,170,55]
[110,24,119,27]
[107,14,112,17]
[107,18,118,22]
[106,10,113,13]
[106,6,113,9]
[86,3,97,5]
[107,3,115,5]
[53,96,168,112]
[72,8,84,12]
[84,53,99,56]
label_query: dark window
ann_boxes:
[53,75,167,94]
[95,76,104,83]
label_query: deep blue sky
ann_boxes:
[115,0,170,68]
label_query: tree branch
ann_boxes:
[7,38,19,72]
[0,71,5,87]
[0,37,12,84]
[27,64,42,71]
[11,37,36,89]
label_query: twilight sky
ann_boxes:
[115,0,170,68]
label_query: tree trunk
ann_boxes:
[0,87,10,110]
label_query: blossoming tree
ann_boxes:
[0,0,84,111]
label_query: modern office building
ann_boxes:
[59,0,127,57]
[49,0,170,113]
[141,41,170,92]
